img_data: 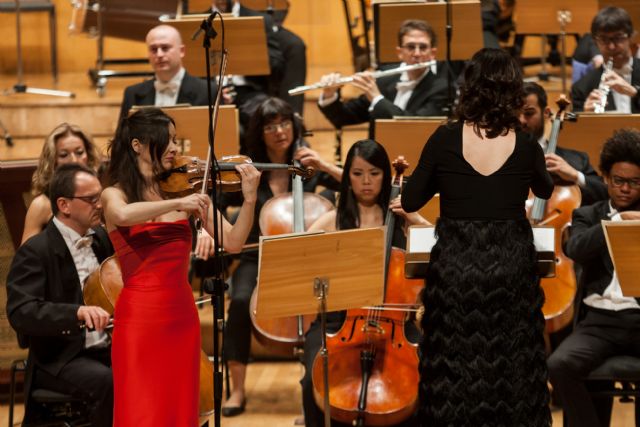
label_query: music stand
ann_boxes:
[158,105,239,158]
[255,228,386,427]
[162,16,271,77]
[373,1,483,63]
[3,0,74,98]
[602,220,640,297]
[557,113,640,174]
[516,0,597,94]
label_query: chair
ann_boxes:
[0,0,58,81]
[8,359,91,427]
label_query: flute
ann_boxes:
[594,58,613,114]
[288,60,437,96]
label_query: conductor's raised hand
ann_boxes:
[235,163,261,204]
[77,305,110,331]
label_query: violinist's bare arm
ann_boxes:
[101,186,208,230]
[308,210,337,232]
[193,228,216,260]
[294,147,343,182]
[21,194,53,244]
[206,163,261,254]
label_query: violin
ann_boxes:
[311,157,423,426]
[83,256,215,426]
[158,154,314,197]
[526,95,580,333]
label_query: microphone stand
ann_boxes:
[3,0,74,98]
[444,0,454,118]
[195,12,226,427]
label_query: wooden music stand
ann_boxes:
[557,114,640,174]
[162,16,270,77]
[515,0,597,34]
[373,1,483,63]
[602,220,640,297]
[375,118,445,222]
[186,0,288,14]
[159,105,239,159]
[255,227,385,427]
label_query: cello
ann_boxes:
[249,120,333,355]
[526,95,580,333]
[83,256,215,426]
[311,157,423,426]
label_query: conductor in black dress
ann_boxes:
[401,48,554,426]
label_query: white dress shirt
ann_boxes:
[582,201,640,311]
[53,217,110,348]
[154,67,186,107]
[611,57,633,114]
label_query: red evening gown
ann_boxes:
[109,220,200,427]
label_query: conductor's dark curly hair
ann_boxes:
[454,48,524,139]
[600,128,640,175]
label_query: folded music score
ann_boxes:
[602,220,640,297]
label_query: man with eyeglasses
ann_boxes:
[571,7,640,113]
[6,163,114,427]
[547,128,640,427]
[318,19,449,138]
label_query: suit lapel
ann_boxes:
[406,70,437,111]
[46,222,83,303]
[134,80,156,107]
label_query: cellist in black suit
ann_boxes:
[6,163,113,427]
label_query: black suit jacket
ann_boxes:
[565,200,614,301]
[318,66,449,138]
[118,72,215,124]
[6,221,114,377]
[555,146,608,206]
[570,57,640,112]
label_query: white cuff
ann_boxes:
[576,171,586,188]
[318,92,339,107]
[368,95,385,112]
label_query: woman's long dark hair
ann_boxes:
[337,139,392,230]
[245,97,301,164]
[454,48,524,139]
[108,108,175,203]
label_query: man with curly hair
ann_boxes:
[547,128,640,427]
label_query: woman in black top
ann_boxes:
[220,97,342,416]
[401,48,554,426]
[303,139,429,427]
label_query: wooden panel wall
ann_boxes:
[0,0,355,78]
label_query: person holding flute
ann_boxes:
[317,19,449,138]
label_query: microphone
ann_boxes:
[191,11,219,41]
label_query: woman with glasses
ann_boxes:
[101,108,260,426]
[22,123,101,244]
[219,97,342,417]
[402,48,554,425]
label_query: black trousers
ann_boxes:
[30,346,113,427]
[547,307,640,427]
[225,259,258,364]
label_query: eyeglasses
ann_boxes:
[67,192,102,206]
[610,175,640,189]
[594,34,629,46]
[263,120,293,134]
[401,43,431,52]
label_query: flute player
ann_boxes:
[317,19,450,138]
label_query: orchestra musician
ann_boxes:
[209,0,306,114]
[218,97,341,417]
[401,48,554,425]
[118,24,225,124]
[6,163,114,427]
[302,139,429,427]
[547,128,640,427]
[571,7,640,113]
[21,123,101,244]
[317,19,449,138]
[100,108,260,426]
[520,82,608,206]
